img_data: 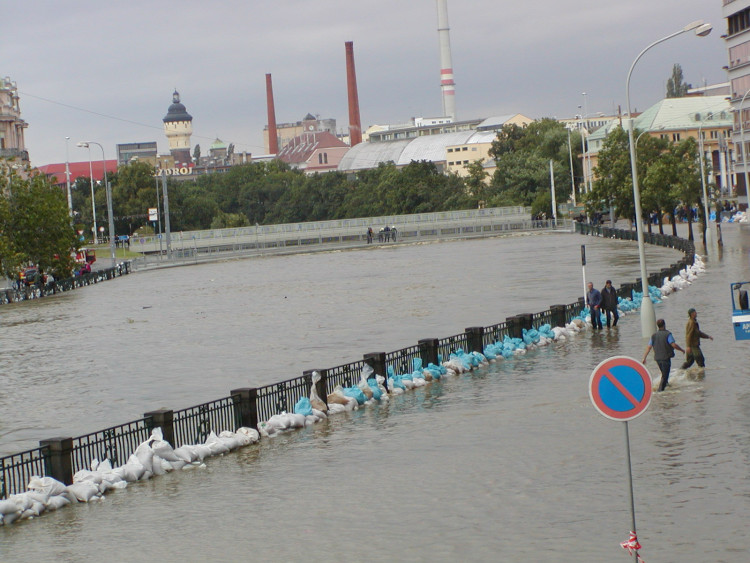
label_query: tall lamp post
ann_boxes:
[65,137,73,217]
[737,88,750,215]
[78,142,98,245]
[697,120,714,250]
[626,20,712,339]
[78,141,116,267]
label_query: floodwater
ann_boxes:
[1,227,749,562]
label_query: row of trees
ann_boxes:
[0,169,78,279]
[65,119,588,238]
[2,108,707,278]
[584,127,707,240]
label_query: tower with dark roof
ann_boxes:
[163,90,193,166]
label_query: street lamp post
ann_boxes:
[626,20,712,339]
[697,121,714,250]
[737,88,750,215]
[78,143,98,245]
[65,137,73,217]
[79,141,116,267]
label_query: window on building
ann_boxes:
[318,153,323,164]
[672,133,681,142]
[447,148,453,153]
[462,147,468,151]
[324,153,328,164]
[471,147,477,151]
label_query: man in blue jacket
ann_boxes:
[587,281,603,330]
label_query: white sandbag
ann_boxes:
[27,476,67,498]
[23,490,50,506]
[287,413,306,428]
[192,443,212,461]
[45,495,71,511]
[0,497,21,516]
[66,481,100,502]
[327,403,347,414]
[74,469,103,485]
[205,432,230,455]
[168,459,187,471]
[235,427,260,445]
[311,409,327,420]
[8,493,32,512]
[174,445,199,463]
[133,441,155,474]
[114,458,146,482]
[150,455,167,476]
[151,437,182,462]
[218,430,242,450]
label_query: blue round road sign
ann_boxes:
[589,356,652,421]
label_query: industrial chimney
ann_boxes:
[266,73,279,155]
[345,41,363,147]
[436,0,456,120]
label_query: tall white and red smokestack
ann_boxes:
[345,41,362,147]
[436,0,456,120]
[265,73,279,155]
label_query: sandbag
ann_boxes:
[66,481,100,502]
[294,397,313,416]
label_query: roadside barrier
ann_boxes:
[0,224,696,513]
[0,263,131,306]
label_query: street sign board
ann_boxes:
[148,208,158,221]
[589,356,652,421]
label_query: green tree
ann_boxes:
[193,144,201,163]
[488,119,581,207]
[585,127,634,221]
[666,64,691,98]
[464,160,489,205]
[0,168,78,279]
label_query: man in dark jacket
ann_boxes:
[601,280,619,328]
[681,308,713,369]
[587,281,603,330]
[643,319,685,391]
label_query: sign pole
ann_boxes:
[589,356,651,561]
[581,244,588,306]
[623,421,639,562]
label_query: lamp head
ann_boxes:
[77,142,89,148]
[695,23,712,37]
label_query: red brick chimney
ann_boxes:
[266,73,279,155]
[345,41,362,147]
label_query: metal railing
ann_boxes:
[0,223,698,499]
[173,397,240,447]
[0,263,131,306]
[71,419,151,474]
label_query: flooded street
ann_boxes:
[1,227,749,562]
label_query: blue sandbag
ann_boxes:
[294,397,313,416]
[342,386,367,405]
[367,379,383,400]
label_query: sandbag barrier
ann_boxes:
[0,262,132,306]
[575,222,696,293]
[0,224,702,524]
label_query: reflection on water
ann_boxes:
[2,227,750,561]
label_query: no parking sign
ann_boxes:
[589,356,652,422]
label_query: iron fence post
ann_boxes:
[39,437,74,485]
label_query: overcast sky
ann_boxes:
[3,0,728,167]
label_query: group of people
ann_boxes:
[586,280,619,330]
[366,226,398,244]
[587,279,713,392]
[643,308,713,391]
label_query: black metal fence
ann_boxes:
[0,224,697,498]
[0,262,132,306]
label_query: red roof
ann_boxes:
[36,160,119,185]
[278,131,348,165]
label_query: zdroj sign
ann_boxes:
[156,167,192,176]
